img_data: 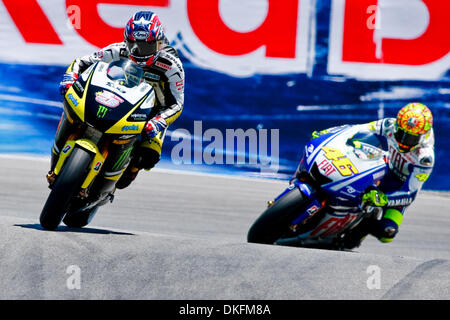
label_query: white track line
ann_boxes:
[0,153,287,184]
[2,153,448,192]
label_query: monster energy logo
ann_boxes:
[97,105,108,118]
[112,147,133,171]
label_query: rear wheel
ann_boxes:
[63,206,99,228]
[39,147,93,230]
[247,187,308,244]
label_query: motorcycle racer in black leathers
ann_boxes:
[52,11,184,189]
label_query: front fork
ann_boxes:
[53,139,106,190]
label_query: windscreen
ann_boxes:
[346,131,385,161]
[106,58,144,88]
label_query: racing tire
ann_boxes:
[63,206,99,228]
[39,147,93,230]
[247,187,308,244]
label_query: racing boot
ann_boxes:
[115,137,161,189]
[115,166,140,189]
[341,219,372,250]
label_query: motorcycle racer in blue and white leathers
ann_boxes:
[52,11,184,189]
[302,103,435,249]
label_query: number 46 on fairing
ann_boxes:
[322,147,359,176]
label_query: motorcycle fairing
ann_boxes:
[281,125,389,236]
[63,62,155,134]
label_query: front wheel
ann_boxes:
[247,187,309,244]
[39,147,93,230]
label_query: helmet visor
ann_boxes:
[394,127,421,151]
[126,39,159,58]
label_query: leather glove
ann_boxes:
[362,189,388,207]
[311,129,329,139]
[311,130,321,139]
[144,116,167,139]
[59,72,78,95]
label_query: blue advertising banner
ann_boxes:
[0,0,448,190]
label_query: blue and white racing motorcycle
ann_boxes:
[247,126,389,250]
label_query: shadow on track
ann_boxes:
[14,223,135,235]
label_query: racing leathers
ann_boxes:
[52,42,185,188]
[307,118,435,249]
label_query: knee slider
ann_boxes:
[375,218,399,243]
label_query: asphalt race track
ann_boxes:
[1,155,450,300]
